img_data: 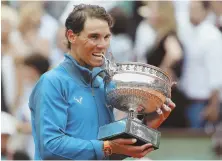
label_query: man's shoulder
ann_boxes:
[42,65,70,82]
[31,66,69,93]
[29,67,70,108]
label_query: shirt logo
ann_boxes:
[74,96,83,104]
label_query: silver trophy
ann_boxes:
[97,53,172,149]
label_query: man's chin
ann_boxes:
[92,63,103,68]
[90,60,104,68]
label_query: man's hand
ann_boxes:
[109,138,154,158]
[144,98,176,129]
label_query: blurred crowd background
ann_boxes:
[1,0,222,160]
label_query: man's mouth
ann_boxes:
[92,52,104,57]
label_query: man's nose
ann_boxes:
[96,39,109,48]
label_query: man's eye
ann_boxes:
[91,35,98,39]
[105,35,110,40]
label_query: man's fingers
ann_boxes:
[157,108,165,123]
[162,104,171,112]
[133,146,154,158]
[162,104,172,118]
[137,105,145,113]
[165,98,176,109]
[145,98,175,129]
[127,144,153,158]
[156,108,163,115]
[124,143,152,154]
[139,147,154,158]
[138,143,153,152]
[149,108,165,128]
[163,98,175,119]
[112,138,137,145]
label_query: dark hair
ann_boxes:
[13,150,30,160]
[109,7,129,35]
[65,4,113,49]
[201,1,210,10]
[24,53,49,75]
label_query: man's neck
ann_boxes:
[69,50,93,71]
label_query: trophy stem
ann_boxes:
[128,108,143,123]
[129,108,135,118]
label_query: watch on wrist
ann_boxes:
[103,141,112,157]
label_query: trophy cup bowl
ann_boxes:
[98,62,172,150]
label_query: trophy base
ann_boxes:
[98,118,161,149]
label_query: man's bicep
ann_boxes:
[36,77,69,143]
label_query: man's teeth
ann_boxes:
[93,53,103,57]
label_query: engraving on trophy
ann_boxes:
[131,122,146,139]
[126,65,130,70]
[130,121,154,143]
[149,68,154,74]
[134,65,137,71]
[117,63,170,84]
[142,67,146,72]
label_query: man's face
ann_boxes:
[189,1,208,26]
[71,17,111,69]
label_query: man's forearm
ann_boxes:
[41,135,104,160]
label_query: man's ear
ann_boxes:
[66,29,77,44]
